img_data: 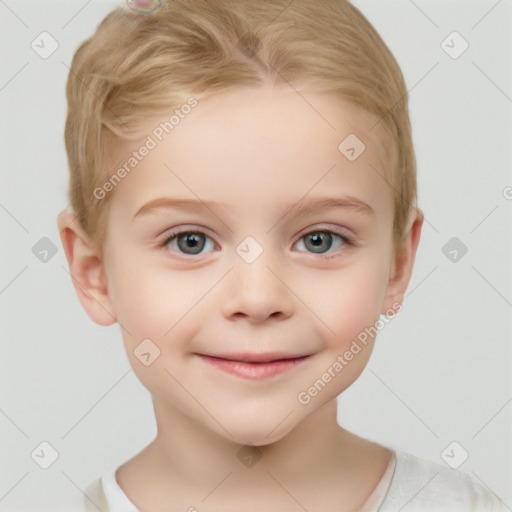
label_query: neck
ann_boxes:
[150,395,343,481]
[117,396,389,510]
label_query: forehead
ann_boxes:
[106,86,393,224]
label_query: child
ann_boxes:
[57,0,506,510]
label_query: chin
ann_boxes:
[229,429,289,448]
[210,411,298,448]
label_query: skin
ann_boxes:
[58,85,423,511]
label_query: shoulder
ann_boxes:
[379,450,507,512]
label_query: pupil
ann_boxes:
[307,232,331,253]
[179,233,204,254]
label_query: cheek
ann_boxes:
[296,263,390,401]
[105,251,169,338]
[107,256,210,347]
[313,260,389,339]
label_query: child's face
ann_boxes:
[77,86,417,444]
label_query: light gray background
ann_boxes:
[1,0,511,510]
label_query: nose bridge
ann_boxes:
[221,234,294,321]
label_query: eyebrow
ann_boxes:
[133,195,375,220]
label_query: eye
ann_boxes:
[162,230,216,256]
[294,230,352,257]
[160,227,353,258]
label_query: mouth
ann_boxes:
[195,352,313,380]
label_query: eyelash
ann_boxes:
[160,227,355,260]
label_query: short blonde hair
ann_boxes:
[64,0,417,251]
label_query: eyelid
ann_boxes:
[294,223,354,242]
[159,224,217,242]
[299,222,351,236]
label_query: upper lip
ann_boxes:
[197,352,312,363]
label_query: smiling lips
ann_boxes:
[197,352,312,380]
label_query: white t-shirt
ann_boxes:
[99,453,396,511]
[97,453,395,512]
[82,449,507,511]
[101,469,140,512]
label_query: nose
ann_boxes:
[221,247,295,324]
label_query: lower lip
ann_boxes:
[198,355,310,380]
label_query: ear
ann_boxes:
[57,209,117,326]
[381,208,424,315]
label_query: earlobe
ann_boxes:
[57,209,117,326]
[381,208,424,316]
